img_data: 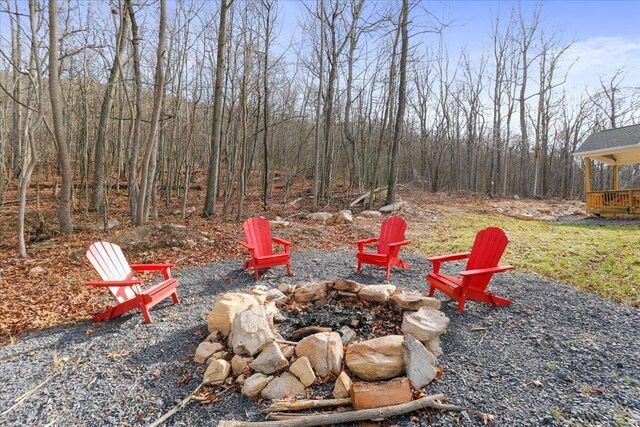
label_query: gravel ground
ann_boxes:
[1,251,638,427]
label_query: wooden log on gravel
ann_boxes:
[218,394,467,427]
[261,398,352,414]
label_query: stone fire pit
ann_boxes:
[194,279,450,410]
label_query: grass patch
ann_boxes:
[412,210,640,306]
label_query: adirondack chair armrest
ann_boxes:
[388,239,412,247]
[130,263,175,271]
[427,252,471,274]
[272,237,292,251]
[238,240,255,255]
[387,239,412,257]
[427,252,472,263]
[85,279,143,288]
[355,237,379,252]
[460,265,514,277]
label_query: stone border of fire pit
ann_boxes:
[195,279,450,410]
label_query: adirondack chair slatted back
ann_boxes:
[86,242,139,302]
[243,217,274,258]
[377,216,407,255]
[465,227,509,291]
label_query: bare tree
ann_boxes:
[90,1,129,212]
[203,0,233,217]
[516,3,541,197]
[49,0,73,233]
[135,0,166,226]
[386,0,409,205]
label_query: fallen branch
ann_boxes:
[218,394,468,427]
[349,186,387,208]
[275,339,298,347]
[261,398,352,414]
[265,411,352,421]
[147,383,205,427]
[0,371,59,417]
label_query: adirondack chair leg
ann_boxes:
[171,292,180,304]
[457,297,466,313]
[356,262,362,274]
[140,304,153,324]
[92,308,116,323]
[286,263,293,276]
[385,264,392,280]
[428,285,436,297]
[254,268,260,281]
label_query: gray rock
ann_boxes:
[289,356,315,387]
[345,335,405,381]
[250,342,289,374]
[242,373,273,398]
[230,305,274,356]
[403,334,437,388]
[260,372,305,400]
[295,332,343,377]
[307,212,332,222]
[402,307,450,342]
[379,201,407,212]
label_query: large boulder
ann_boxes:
[207,293,259,335]
[401,307,449,342]
[260,372,306,400]
[295,332,343,377]
[230,305,274,356]
[345,335,405,381]
[403,334,437,388]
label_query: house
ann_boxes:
[573,124,640,217]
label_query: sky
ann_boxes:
[276,0,640,95]
[428,0,640,92]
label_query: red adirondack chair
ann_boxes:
[238,217,293,280]
[355,216,412,280]
[84,241,180,323]
[426,227,514,313]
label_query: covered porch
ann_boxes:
[574,125,640,218]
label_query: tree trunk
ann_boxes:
[203,0,230,217]
[48,0,73,234]
[386,0,408,205]
[91,8,129,211]
[135,0,166,226]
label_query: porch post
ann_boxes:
[584,157,591,193]
[612,164,619,190]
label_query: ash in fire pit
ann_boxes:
[278,303,379,342]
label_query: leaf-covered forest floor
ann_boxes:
[1,180,638,345]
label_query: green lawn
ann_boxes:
[412,212,640,306]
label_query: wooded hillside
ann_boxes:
[1,0,639,256]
